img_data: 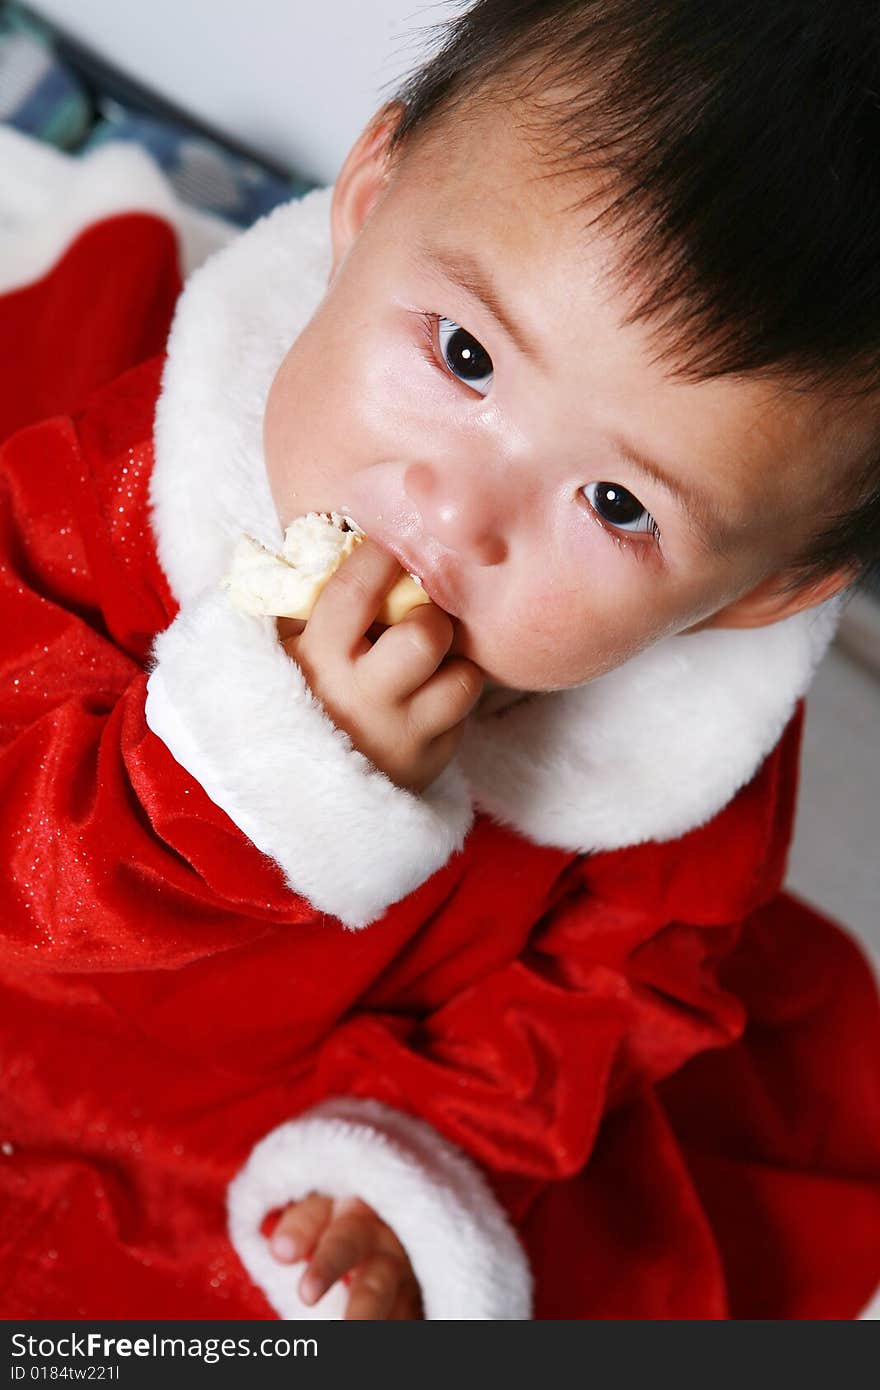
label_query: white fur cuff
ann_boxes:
[144,590,474,928]
[227,1098,533,1320]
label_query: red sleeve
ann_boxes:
[309,871,765,1183]
[300,761,880,1319]
[304,712,805,1182]
[0,401,312,975]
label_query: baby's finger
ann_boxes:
[387,1279,424,1320]
[343,1252,405,1320]
[406,657,485,739]
[276,616,306,643]
[270,1192,333,1263]
[305,540,404,658]
[358,603,454,700]
[299,1206,379,1306]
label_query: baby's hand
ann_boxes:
[269,1193,423,1319]
[278,539,483,793]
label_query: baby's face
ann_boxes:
[264,101,864,691]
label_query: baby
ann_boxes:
[2,0,879,1320]
[248,0,880,1313]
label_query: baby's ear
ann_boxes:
[329,102,406,280]
[685,564,857,632]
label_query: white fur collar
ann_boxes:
[151,185,841,855]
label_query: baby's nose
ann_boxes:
[404,462,507,565]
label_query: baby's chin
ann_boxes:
[454,620,659,694]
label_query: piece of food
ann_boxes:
[220,512,431,625]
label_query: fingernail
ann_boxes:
[299,1271,323,1305]
[271,1232,300,1263]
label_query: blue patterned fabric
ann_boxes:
[0,2,315,226]
[0,6,91,148]
[82,102,315,227]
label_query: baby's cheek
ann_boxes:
[493,575,659,690]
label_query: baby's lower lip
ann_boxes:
[386,544,458,616]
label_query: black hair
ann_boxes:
[383,0,880,595]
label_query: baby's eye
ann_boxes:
[435,316,494,396]
[582,481,660,541]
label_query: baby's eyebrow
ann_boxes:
[612,436,739,558]
[415,238,547,369]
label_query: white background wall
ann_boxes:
[32,0,463,184]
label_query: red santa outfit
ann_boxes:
[0,138,878,1320]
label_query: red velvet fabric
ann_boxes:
[0,213,877,1319]
[522,896,880,1319]
[0,214,181,446]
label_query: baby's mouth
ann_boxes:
[333,491,463,617]
[375,536,460,618]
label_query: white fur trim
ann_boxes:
[0,125,232,291]
[458,593,843,853]
[227,1098,532,1320]
[149,183,843,853]
[145,591,473,928]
